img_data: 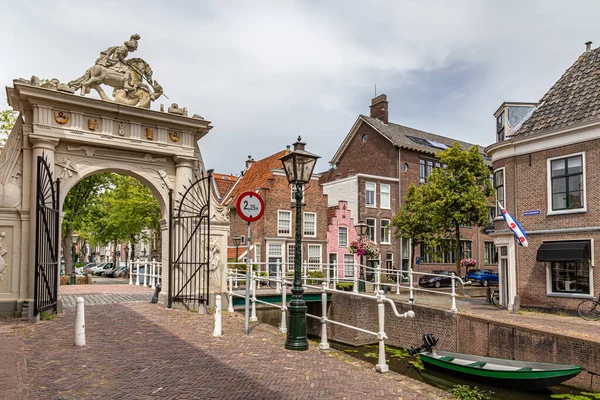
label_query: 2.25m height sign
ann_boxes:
[236,191,265,222]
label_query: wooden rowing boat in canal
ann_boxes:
[419,350,582,391]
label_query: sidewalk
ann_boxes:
[4,302,451,400]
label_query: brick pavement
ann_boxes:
[0,324,28,400]
[19,303,450,400]
[60,293,153,308]
[59,284,154,295]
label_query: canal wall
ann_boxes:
[325,293,600,390]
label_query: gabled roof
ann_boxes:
[515,47,600,137]
[212,173,238,201]
[223,150,289,206]
[331,115,488,164]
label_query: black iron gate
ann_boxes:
[34,155,60,317]
[168,170,212,310]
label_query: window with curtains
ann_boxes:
[303,212,316,237]
[308,245,322,269]
[366,182,376,207]
[278,210,291,236]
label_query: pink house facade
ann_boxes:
[327,201,359,278]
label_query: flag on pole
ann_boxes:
[497,202,528,247]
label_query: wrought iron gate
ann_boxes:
[168,170,212,310]
[34,155,60,317]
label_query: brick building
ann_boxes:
[319,94,495,277]
[486,42,600,311]
[221,149,329,274]
[211,173,237,203]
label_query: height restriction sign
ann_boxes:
[236,191,265,223]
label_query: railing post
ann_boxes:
[326,261,331,290]
[280,273,287,334]
[319,282,329,350]
[450,272,458,313]
[213,294,222,337]
[135,261,140,286]
[276,260,281,295]
[234,265,239,289]
[334,262,339,289]
[150,260,156,289]
[409,267,414,304]
[375,264,381,294]
[250,269,258,322]
[353,263,359,294]
[228,270,234,313]
[129,261,133,285]
[375,291,389,372]
[143,260,148,288]
[396,268,400,295]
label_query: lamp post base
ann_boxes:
[285,295,308,351]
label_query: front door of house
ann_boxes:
[498,246,509,308]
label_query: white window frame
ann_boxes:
[240,235,245,245]
[544,238,594,299]
[254,243,261,264]
[380,219,391,244]
[366,218,376,243]
[493,167,505,220]
[303,212,317,238]
[338,226,348,247]
[546,152,587,216]
[277,210,292,237]
[343,254,355,277]
[366,182,376,208]
[287,243,296,271]
[308,244,322,270]
[380,184,390,209]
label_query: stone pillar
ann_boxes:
[158,217,169,307]
[173,156,196,201]
[27,137,59,300]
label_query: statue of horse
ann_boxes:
[68,58,162,108]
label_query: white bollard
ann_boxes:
[129,262,133,285]
[234,266,239,289]
[280,274,287,334]
[353,263,359,294]
[450,273,458,313]
[143,262,148,287]
[276,260,281,295]
[250,270,258,322]
[151,261,156,289]
[228,270,234,313]
[319,282,329,350]
[75,297,86,346]
[396,269,400,295]
[409,267,414,304]
[375,291,389,373]
[213,295,222,337]
[135,262,140,286]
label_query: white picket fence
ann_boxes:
[128,258,162,289]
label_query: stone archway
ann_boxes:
[0,80,230,319]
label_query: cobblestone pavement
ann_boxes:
[19,303,450,400]
[0,322,28,400]
[60,284,153,295]
[60,293,153,308]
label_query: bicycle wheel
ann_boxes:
[491,291,500,307]
[577,300,600,321]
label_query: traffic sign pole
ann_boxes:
[245,221,251,335]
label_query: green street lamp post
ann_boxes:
[355,221,368,293]
[70,232,79,285]
[280,136,320,351]
[125,245,130,279]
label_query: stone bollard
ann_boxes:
[213,295,222,337]
[75,297,86,346]
[151,282,161,304]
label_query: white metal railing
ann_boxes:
[129,258,162,289]
[224,261,415,373]
[226,261,468,313]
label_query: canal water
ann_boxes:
[328,342,590,400]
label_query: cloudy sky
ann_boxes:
[1,1,598,175]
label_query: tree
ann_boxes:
[0,104,18,145]
[424,144,494,276]
[390,184,438,274]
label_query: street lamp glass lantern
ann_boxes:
[355,220,368,238]
[279,136,320,185]
[232,235,242,246]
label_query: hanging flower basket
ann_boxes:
[349,237,380,259]
[460,258,477,268]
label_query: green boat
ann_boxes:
[411,335,582,391]
[419,351,582,391]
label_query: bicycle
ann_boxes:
[491,290,500,307]
[577,295,600,321]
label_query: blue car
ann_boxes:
[466,269,498,287]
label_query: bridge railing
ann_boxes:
[129,258,162,289]
[225,259,414,373]
[227,261,468,313]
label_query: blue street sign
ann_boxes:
[523,209,541,216]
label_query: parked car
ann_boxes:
[418,270,457,288]
[466,269,498,287]
[106,265,127,278]
[94,262,114,276]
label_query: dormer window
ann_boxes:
[497,112,505,142]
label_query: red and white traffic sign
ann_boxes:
[236,191,265,223]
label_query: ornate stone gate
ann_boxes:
[0,34,230,319]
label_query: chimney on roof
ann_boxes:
[586,41,593,52]
[286,145,291,151]
[245,155,255,169]
[370,94,389,124]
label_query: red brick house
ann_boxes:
[319,95,496,277]
[221,149,329,275]
[486,42,600,311]
[212,173,238,203]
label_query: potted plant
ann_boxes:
[349,237,380,259]
[460,258,477,278]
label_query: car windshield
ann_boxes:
[432,270,447,275]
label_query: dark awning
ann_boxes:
[536,241,591,262]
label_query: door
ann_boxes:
[498,246,509,308]
[329,253,338,279]
[268,257,282,288]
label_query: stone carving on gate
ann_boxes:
[208,237,224,290]
[0,117,23,208]
[67,34,164,109]
[56,158,89,180]
[0,232,8,281]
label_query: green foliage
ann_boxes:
[408,359,424,370]
[0,104,17,145]
[551,394,600,400]
[344,349,358,353]
[335,282,354,291]
[449,385,492,400]
[364,352,378,359]
[386,347,410,359]
[307,270,324,284]
[40,311,55,321]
